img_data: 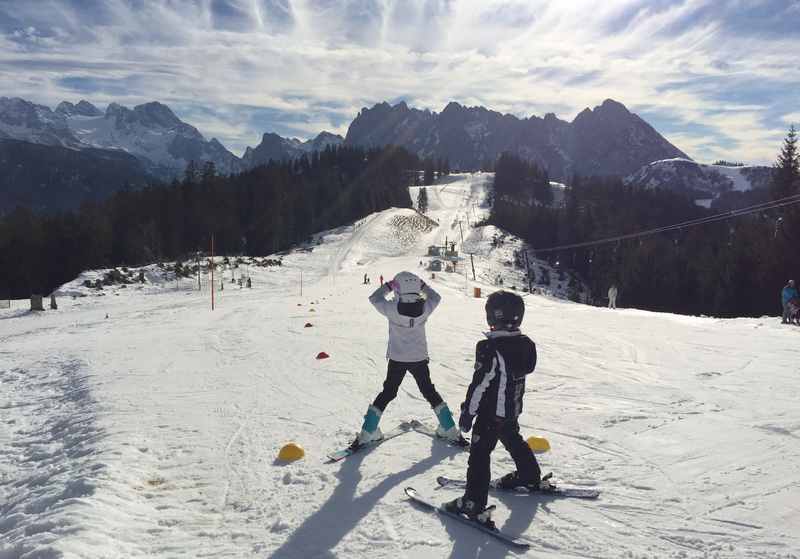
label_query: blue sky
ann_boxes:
[1,0,798,162]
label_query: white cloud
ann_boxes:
[781,113,800,126]
[0,0,797,164]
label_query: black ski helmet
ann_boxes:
[485,290,525,330]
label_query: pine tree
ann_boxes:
[771,125,799,200]
[771,125,800,248]
[423,159,434,185]
[184,160,198,185]
[417,187,428,213]
[201,161,217,183]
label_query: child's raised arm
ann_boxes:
[422,282,441,313]
[368,283,392,316]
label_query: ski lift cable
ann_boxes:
[536,197,800,253]
[533,195,800,253]
[617,194,800,239]
[531,194,800,253]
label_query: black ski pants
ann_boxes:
[465,414,541,510]
[372,359,443,411]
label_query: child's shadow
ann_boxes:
[268,443,451,558]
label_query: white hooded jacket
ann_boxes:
[369,283,441,362]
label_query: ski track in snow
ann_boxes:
[2,173,800,558]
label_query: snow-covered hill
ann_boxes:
[2,174,798,558]
[625,158,772,205]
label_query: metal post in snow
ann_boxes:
[523,250,532,292]
[211,234,215,311]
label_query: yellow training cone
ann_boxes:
[278,442,305,462]
[527,436,550,453]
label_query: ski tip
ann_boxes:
[404,486,418,498]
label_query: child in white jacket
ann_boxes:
[353,271,461,447]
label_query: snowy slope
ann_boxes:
[625,158,772,204]
[2,173,799,559]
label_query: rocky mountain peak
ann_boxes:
[105,102,128,118]
[56,100,102,117]
[132,102,182,129]
[598,98,630,115]
[442,101,463,115]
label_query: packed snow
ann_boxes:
[635,158,765,193]
[2,173,799,558]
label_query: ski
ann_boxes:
[436,474,600,499]
[325,421,414,463]
[408,419,470,448]
[404,487,530,549]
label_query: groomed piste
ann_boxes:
[2,173,799,558]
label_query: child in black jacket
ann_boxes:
[444,290,542,527]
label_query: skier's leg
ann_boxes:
[355,404,383,444]
[498,419,541,484]
[464,415,500,511]
[408,360,443,408]
[354,361,406,445]
[408,362,461,440]
[372,360,408,411]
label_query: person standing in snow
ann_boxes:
[379,274,384,286]
[444,290,541,528]
[352,271,463,448]
[781,280,798,324]
[608,284,618,309]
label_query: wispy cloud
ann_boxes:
[1,0,797,162]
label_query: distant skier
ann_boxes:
[444,290,541,528]
[788,297,800,325]
[380,274,384,286]
[782,279,798,324]
[363,273,369,285]
[608,284,618,309]
[352,271,462,448]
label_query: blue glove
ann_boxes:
[459,410,474,433]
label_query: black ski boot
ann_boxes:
[496,471,554,492]
[443,497,496,530]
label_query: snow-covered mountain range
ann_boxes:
[343,99,689,180]
[1,96,689,185]
[624,158,772,205]
[2,95,772,213]
[0,97,239,179]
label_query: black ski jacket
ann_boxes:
[463,330,537,420]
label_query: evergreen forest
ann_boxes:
[488,128,800,317]
[0,145,419,299]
